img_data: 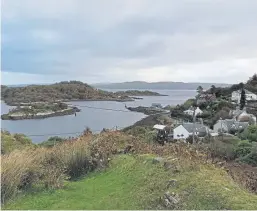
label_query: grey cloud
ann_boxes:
[2,0,257,83]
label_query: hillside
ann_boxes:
[4,154,257,210]
[2,131,257,209]
[92,81,230,90]
[1,81,133,105]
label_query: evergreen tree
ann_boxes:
[240,88,246,110]
[210,85,216,94]
[197,86,203,94]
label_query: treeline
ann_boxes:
[1,81,131,105]
[206,74,257,97]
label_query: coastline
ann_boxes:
[1,107,81,120]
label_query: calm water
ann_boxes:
[1,90,196,143]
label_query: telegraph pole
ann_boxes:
[192,106,196,144]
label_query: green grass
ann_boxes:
[3,155,257,210]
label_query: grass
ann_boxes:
[4,154,257,210]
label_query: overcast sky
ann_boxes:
[1,0,257,85]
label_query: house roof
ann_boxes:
[153,124,166,130]
[182,123,208,133]
[216,119,248,130]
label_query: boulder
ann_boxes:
[152,157,165,164]
[163,161,180,173]
[163,191,180,208]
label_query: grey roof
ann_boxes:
[216,119,249,131]
[224,119,235,130]
[182,123,208,133]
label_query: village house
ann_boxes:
[183,107,203,116]
[231,89,257,103]
[173,123,209,140]
[213,119,249,133]
[230,107,256,124]
[197,93,216,104]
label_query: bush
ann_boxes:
[239,125,257,142]
[235,140,253,158]
[207,139,237,161]
[237,143,257,166]
[40,136,67,148]
[1,131,33,154]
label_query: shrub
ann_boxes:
[235,140,253,158]
[237,143,257,166]
[40,136,67,148]
[207,139,237,161]
[1,131,33,154]
[239,125,257,142]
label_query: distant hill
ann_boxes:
[1,81,133,105]
[92,81,230,90]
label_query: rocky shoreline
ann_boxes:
[126,106,169,115]
[1,106,81,120]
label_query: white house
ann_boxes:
[231,89,257,103]
[173,123,209,140]
[183,107,203,116]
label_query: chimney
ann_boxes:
[200,118,203,125]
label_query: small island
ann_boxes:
[115,90,168,96]
[1,102,81,120]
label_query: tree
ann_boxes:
[210,85,216,94]
[197,86,204,94]
[240,88,246,110]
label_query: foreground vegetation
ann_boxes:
[4,154,257,210]
[1,131,34,154]
[1,81,133,105]
[1,130,257,209]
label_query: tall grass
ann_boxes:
[1,148,44,204]
[1,134,97,204]
[1,131,213,204]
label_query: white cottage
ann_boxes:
[183,107,203,116]
[173,123,209,140]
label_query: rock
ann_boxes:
[163,161,180,173]
[167,179,177,188]
[152,157,164,164]
[163,191,179,208]
[164,198,171,207]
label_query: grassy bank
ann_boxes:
[4,154,257,210]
